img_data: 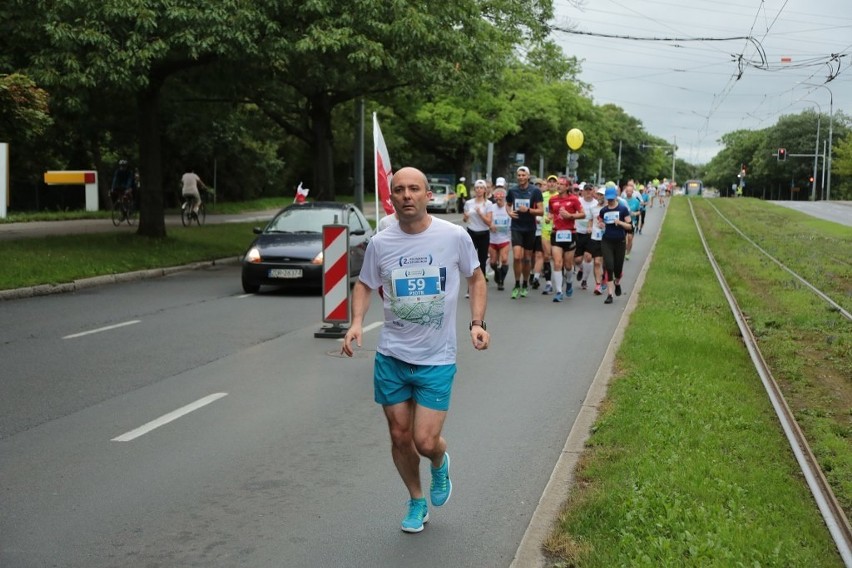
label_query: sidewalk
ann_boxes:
[0,210,282,241]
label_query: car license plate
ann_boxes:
[269,268,302,279]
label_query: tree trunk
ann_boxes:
[309,93,335,200]
[136,85,166,237]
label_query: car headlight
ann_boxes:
[312,251,323,265]
[245,247,262,263]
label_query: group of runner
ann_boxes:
[462,167,665,305]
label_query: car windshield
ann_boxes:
[431,185,450,195]
[265,208,344,233]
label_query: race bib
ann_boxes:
[603,211,619,224]
[555,230,573,243]
[494,217,510,233]
[514,198,530,211]
[592,227,604,240]
[392,266,443,302]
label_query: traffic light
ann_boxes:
[778,148,787,161]
[809,175,815,183]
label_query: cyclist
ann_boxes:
[110,159,135,206]
[181,168,209,217]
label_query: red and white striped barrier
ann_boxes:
[315,224,350,338]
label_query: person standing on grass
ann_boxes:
[342,166,490,534]
[506,166,543,299]
[598,185,632,304]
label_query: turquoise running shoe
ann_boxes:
[430,452,452,507]
[401,498,429,533]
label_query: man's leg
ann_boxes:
[383,400,425,499]
[512,245,524,284]
[413,404,451,507]
[522,248,533,294]
[563,250,575,296]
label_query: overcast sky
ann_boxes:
[550,0,852,166]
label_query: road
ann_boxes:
[0,208,664,567]
[770,200,852,227]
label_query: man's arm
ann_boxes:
[466,269,490,350]
[341,280,372,356]
[528,191,544,216]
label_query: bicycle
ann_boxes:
[181,194,206,227]
[111,189,137,226]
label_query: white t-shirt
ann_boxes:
[359,217,479,365]
[181,172,202,194]
[576,196,597,234]
[463,199,493,232]
[377,213,398,232]
[489,204,511,246]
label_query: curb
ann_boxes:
[510,207,668,567]
[0,256,242,301]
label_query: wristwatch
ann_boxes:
[469,320,486,331]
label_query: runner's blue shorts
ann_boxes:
[374,352,456,411]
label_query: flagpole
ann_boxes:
[373,113,380,222]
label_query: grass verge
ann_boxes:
[0,222,257,290]
[692,198,851,517]
[544,197,845,567]
[0,195,355,223]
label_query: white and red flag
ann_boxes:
[373,113,395,217]
[294,182,309,203]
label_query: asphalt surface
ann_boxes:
[2,198,848,566]
[769,200,852,227]
[0,205,665,567]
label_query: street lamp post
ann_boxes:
[804,83,834,200]
[800,101,822,201]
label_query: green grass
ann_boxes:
[545,197,844,567]
[0,194,356,223]
[0,222,258,290]
[692,198,851,517]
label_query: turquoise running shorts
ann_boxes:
[374,352,456,411]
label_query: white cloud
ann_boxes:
[551,0,851,165]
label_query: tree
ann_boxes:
[244,0,554,199]
[703,129,764,197]
[23,0,276,236]
[0,73,51,142]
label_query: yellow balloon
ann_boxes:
[566,128,584,150]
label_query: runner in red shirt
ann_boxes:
[547,177,585,302]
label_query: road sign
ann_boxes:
[568,153,579,169]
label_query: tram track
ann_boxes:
[688,198,852,566]
[705,200,851,321]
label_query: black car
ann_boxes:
[241,202,373,293]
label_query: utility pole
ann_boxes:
[616,140,622,185]
[354,99,364,211]
[804,83,834,200]
[671,136,677,184]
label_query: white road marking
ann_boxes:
[237,293,254,298]
[336,320,382,341]
[63,320,141,339]
[111,392,228,442]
